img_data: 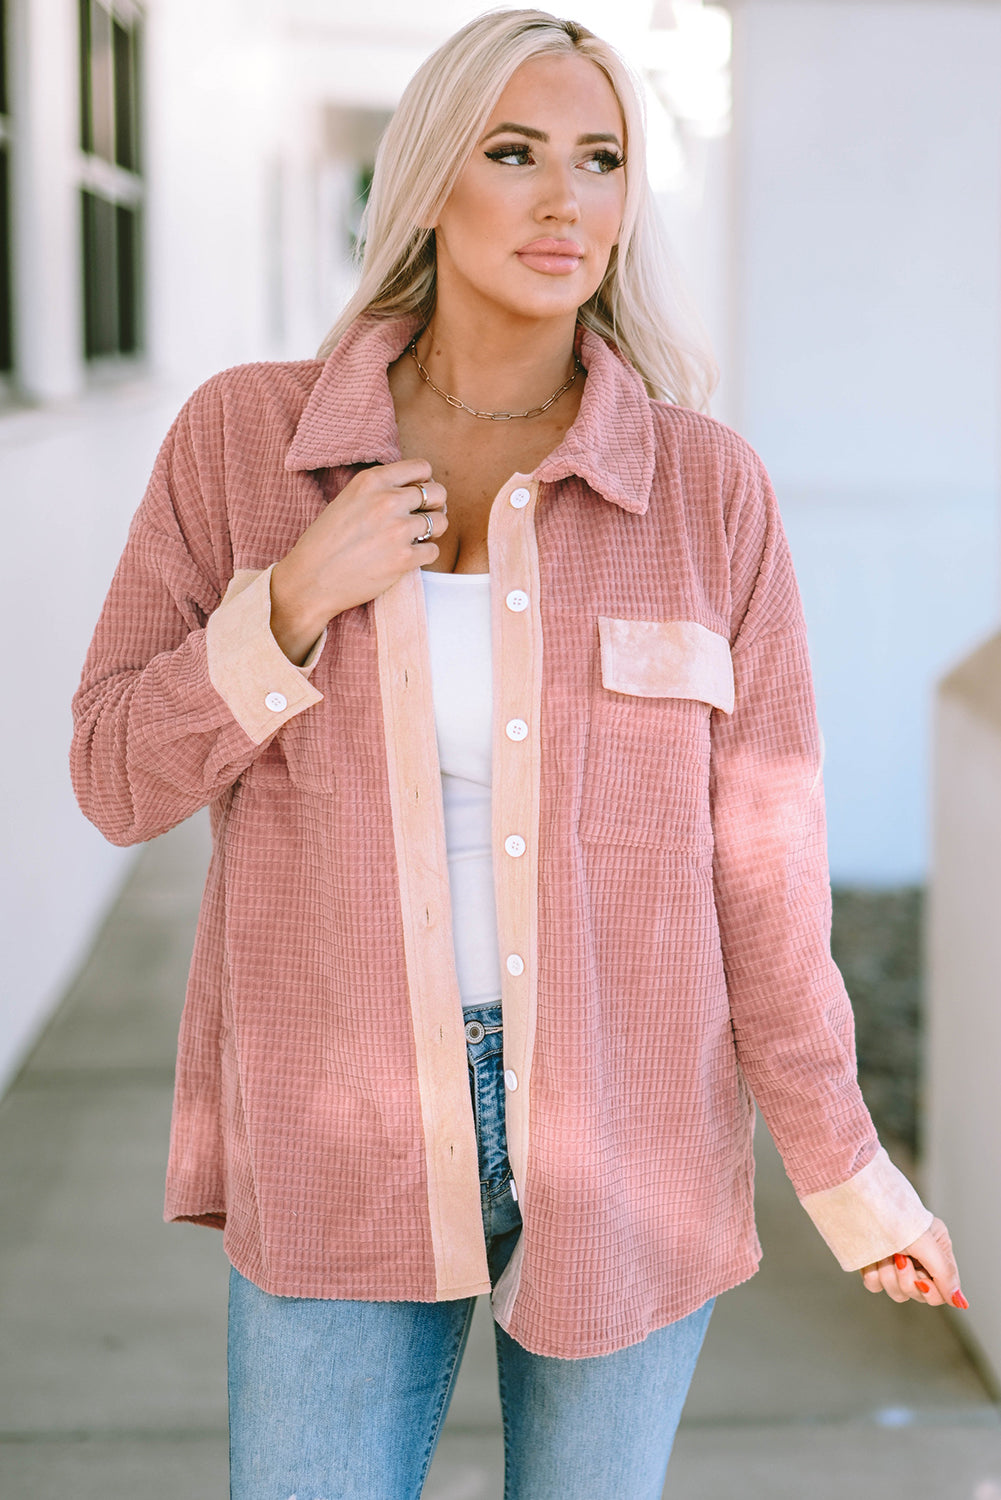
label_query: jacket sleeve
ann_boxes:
[709,449,932,1270]
[70,383,324,848]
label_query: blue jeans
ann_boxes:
[228,1002,713,1499]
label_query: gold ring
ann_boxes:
[413,481,430,508]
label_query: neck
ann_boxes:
[418,301,579,416]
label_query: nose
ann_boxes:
[534,158,580,225]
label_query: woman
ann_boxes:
[72,10,965,1497]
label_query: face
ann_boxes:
[432,53,627,325]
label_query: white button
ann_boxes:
[264,691,288,713]
[504,1069,518,1091]
[510,487,531,509]
[504,834,526,858]
[505,718,528,741]
[506,953,525,976]
[505,590,529,613]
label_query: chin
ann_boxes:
[519,272,604,315]
[493,279,594,323]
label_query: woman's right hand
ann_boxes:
[269,459,448,664]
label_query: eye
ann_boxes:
[579,149,626,175]
[484,143,534,166]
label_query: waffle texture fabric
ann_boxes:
[71,314,931,1359]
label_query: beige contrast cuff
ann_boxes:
[205,566,324,744]
[800,1146,934,1272]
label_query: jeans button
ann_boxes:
[464,1020,486,1043]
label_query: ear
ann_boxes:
[419,183,451,233]
[415,193,442,233]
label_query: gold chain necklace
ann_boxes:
[407,334,582,421]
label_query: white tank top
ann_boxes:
[420,569,502,1008]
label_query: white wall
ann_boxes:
[929,638,1001,1382]
[730,0,1001,883]
[784,488,998,884]
[0,0,324,1095]
[2,387,182,1096]
[2,0,161,1096]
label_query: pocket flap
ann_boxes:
[597,617,734,714]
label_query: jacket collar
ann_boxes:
[284,314,655,515]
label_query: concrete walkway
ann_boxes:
[2,813,999,1499]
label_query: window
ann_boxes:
[0,0,12,376]
[78,0,143,361]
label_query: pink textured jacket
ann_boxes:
[71,314,930,1359]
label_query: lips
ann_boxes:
[516,239,584,275]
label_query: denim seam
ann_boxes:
[484,1170,514,1203]
[413,1297,477,1497]
[496,1322,515,1500]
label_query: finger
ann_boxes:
[409,509,447,546]
[860,1263,884,1295]
[376,457,434,488]
[403,540,439,569]
[904,1219,965,1308]
[876,1258,908,1304]
[902,1252,946,1306]
[404,478,448,514]
[892,1254,937,1306]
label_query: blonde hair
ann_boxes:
[319,9,717,411]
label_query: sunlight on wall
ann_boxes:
[648,1,732,136]
[570,0,732,192]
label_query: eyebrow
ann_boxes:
[481,122,623,148]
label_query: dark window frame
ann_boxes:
[79,0,144,364]
[0,0,13,377]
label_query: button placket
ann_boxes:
[373,566,491,1296]
[489,476,541,1224]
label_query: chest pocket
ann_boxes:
[597,616,734,711]
[578,617,733,849]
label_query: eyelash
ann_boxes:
[484,144,625,174]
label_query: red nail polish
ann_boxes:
[952,1290,969,1310]
[894,1254,908,1271]
[915,1280,931,1294]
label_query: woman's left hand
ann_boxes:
[860,1217,968,1308]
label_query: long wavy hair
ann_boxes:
[318,9,717,411]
